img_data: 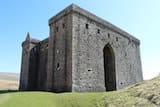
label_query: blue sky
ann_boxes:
[0,0,159,80]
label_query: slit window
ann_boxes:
[108,33,110,38]
[86,24,89,29]
[62,23,65,28]
[57,63,60,70]
[46,44,48,48]
[56,26,59,32]
[116,37,118,41]
[97,29,100,34]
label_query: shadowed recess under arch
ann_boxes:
[103,44,116,91]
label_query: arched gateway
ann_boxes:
[103,44,116,91]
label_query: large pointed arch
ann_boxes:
[103,44,116,91]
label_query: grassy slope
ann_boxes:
[0,77,160,107]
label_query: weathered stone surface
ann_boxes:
[19,4,143,92]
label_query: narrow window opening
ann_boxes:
[97,29,100,34]
[46,44,48,48]
[86,24,89,29]
[108,33,110,38]
[56,26,59,32]
[57,63,60,70]
[62,23,65,28]
[116,37,118,41]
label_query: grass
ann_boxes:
[0,92,103,107]
[0,77,160,107]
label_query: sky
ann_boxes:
[0,0,159,80]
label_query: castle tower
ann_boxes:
[47,4,143,92]
[47,6,73,92]
[19,33,39,90]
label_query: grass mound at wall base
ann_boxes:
[0,77,160,107]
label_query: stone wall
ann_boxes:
[20,36,49,91]
[37,38,49,90]
[28,45,39,90]
[72,8,143,91]
[48,12,72,92]
[19,36,40,90]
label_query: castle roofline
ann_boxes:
[22,38,40,47]
[22,33,40,47]
[49,4,140,45]
[30,38,40,43]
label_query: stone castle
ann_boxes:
[19,4,143,92]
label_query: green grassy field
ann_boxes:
[0,77,160,107]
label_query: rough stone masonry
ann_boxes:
[19,4,143,92]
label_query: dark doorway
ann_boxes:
[103,44,116,91]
